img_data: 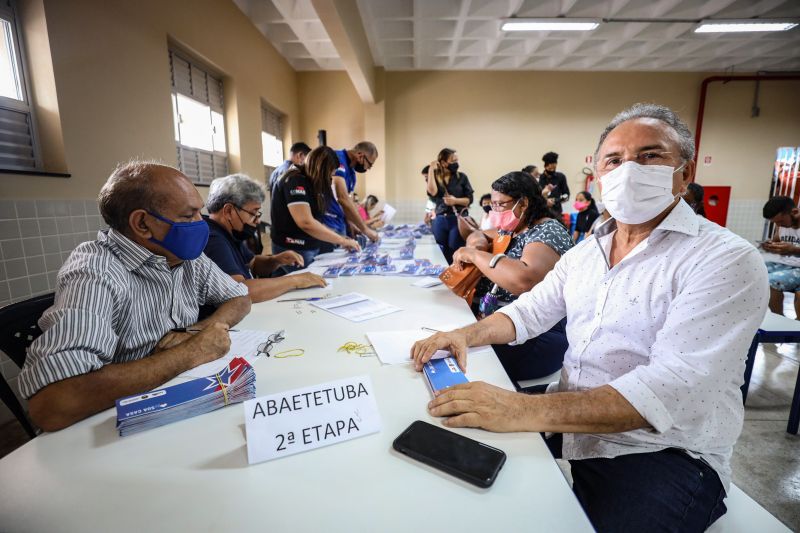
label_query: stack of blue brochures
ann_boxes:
[115,357,256,436]
[423,356,468,395]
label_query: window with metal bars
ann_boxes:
[261,103,283,182]
[0,0,41,171]
[169,49,228,185]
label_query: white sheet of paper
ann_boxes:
[366,325,490,365]
[381,203,397,223]
[179,329,273,378]
[412,277,443,288]
[244,375,381,464]
[310,292,401,322]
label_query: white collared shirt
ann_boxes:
[498,200,768,490]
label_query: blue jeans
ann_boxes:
[432,214,464,264]
[271,243,319,276]
[545,433,727,532]
[492,318,568,382]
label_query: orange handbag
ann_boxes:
[439,233,511,304]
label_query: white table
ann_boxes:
[0,241,592,532]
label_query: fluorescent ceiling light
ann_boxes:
[695,20,798,33]
[502,19,599,32]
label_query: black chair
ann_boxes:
[0,292,55,438]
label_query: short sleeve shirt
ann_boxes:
[203,216,255,279]
[271,171,324,250]
[431,172,474,216]
[475,219,574,303]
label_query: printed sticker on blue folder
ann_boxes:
[423,357,468,395]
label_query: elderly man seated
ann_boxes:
[203,174,326,303]
[412,103,768,532]
[18,161,251,431]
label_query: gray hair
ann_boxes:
[594,103,695,163]
[353,141,378,158]
[206,173,265,213]
[98,159,173,233]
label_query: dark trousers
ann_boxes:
[545,433,728,532]
[431,214,464,264]
[492,318,567,383]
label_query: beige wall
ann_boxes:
[1,0,298,200]
[383,70,800,204]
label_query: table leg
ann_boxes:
[788,366,800,435]
[742,334,760,405]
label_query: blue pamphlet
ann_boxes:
[423,357,468,395]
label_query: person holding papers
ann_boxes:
[358,194,384,229]
[271,146,361,273]
[204,174,326,303]
[18,161,251,431]
[412,104,768,532]
[452,171,573,384]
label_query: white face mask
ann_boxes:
[600,161,685,224]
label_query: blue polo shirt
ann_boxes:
[322,149,356,234]
[203,216,255,279]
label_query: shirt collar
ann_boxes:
[593,198,699,239]
[101,228,169,272]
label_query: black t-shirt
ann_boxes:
[430,172,474,216]
[538,171,570,214]
[270,171,324,250]
[575,207,599,233]
[203,216,255,279]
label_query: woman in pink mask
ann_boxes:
[572,190,600,243]
[452,171,573,385]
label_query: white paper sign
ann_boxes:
[244,375,381,464]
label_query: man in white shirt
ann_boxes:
[412,103,768,532]
[761,195,800,318]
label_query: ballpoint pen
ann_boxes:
[276,296,327,302]
[171,328,239,332]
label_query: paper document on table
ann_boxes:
[366,325,490,365]
[381,203,397,223]
[411,277,442,288]
[310,292,401,322]
[179,329,272,378]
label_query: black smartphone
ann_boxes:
[392,420,506,488]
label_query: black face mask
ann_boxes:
[231,208,258,241]
[353,163,367,173]
[482,204,491,213]
[447,162,459,174]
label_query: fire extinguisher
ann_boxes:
[583,167,595,194]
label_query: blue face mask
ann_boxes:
[147,211,209,260]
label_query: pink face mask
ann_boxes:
[574,200,590,211]
[488,200,521,232]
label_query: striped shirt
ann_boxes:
[18,229,248,399]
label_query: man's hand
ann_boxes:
[340,237,362,253]
[452,247,476,271]
[763,241,798,255]
[154,330,193,352]
[364,227,379,242]
[291,272,327,289]
[184,323,231,367]
[427,382,531,432]
[411,330,469,372]
[275,250,304,268]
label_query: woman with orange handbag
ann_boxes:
[451,171,573,384]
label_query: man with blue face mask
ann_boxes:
[412,103,768,532]
[19,161,251,432]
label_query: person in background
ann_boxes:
[269,142,311,193]
[358,194,385,228]
[572,190,600,243]
[422,164,436,226]
[452,172,573,383]
[539,151,570,216]
[522,164,540,180]
[587,201,610,236]
[271,146,360,272]
[19,161,251,431]
[321,141,380,252]
[412,103,769,531]
[478,193,494,230]
[685,182,706,217]
[204,174,327,303]
[426,148,474,263]
[761,196,800,319]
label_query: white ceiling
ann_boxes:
[234,0,800,72]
